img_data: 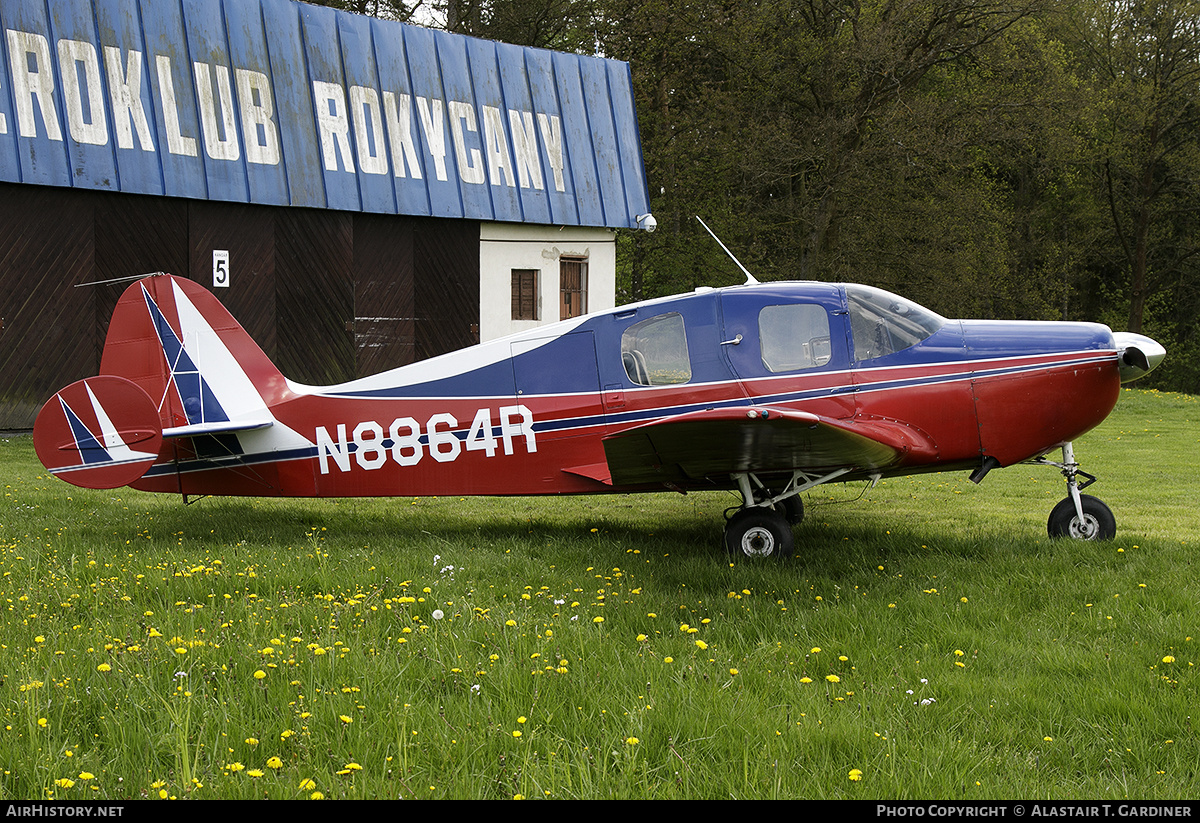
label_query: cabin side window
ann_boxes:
[621,312,692,386]
[846,285,944,361]
[758,304,832,372]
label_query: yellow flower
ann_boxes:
[729,668,739,675]
[826,674,840,683]
[245,738,259,746]
[310,791,324,800]
[55,778,75,789]
[1163,655,1176,664]
[253,670,267,680]
[246,769,264,778]
[810,647,821,654]
[96,663,111,672]
[344,762,363,771]
[339,715,353,724]
[849,769,863,781]
[799,677,813,683]
[225,762,245,773]
[298,778,316,791]
[593,616,604,624]
[517,716,527,724]
[695,640,708,650]
[78,772,95,781]
[267,757,283,770]
[512,730,522,738]
[626,737,639,745]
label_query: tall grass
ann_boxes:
[1,388,1196,799]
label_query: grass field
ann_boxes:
[1,387,1197,799]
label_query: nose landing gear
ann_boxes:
[1039,442,1116,541]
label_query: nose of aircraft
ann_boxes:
[1113,332,1166,383]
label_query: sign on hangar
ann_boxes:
[0,0,651,228]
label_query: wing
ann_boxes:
[599,406,937,487]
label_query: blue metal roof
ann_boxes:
[0,0,651,228]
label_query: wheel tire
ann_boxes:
[1047,494,1116,541]
[724,508,794,559]
[775,495,804,526]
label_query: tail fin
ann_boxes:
[99,274,286,436]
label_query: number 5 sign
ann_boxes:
[213,250,230,288]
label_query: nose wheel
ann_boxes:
[1040,442,1116,541]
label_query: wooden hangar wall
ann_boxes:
[0,182,479,428]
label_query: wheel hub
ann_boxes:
[740,526,776,557]
[1070,514,1100,540]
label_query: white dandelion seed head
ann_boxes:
[432,609,444,620]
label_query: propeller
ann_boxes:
[1113,332,1166,383]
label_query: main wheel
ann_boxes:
[775,495,804,526]
[1047,494,1116,541]
[724,508,794,559]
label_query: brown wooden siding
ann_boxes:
[0,183,480,428]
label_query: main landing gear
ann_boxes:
[723,468,849,560]
[1037,442,1116,541]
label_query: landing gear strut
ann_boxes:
[722,468,848,559]
[1039,442,1116,541]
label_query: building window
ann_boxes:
[512,269,539,320]
[560,257,587,320]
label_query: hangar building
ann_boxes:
[0,0,651,428]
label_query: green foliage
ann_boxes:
[1,390,1198,798]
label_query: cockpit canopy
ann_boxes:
[845,284,945,361]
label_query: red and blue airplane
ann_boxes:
[33,270,1164,558]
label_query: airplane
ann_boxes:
[32,269,1165,559]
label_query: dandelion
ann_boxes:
[799,677,812,684]
[225,762,245,773]
[695,639,708,650]
[267,757,283,770]
[517,716,527,724]
[729,668,739,675]
[246,737,259,746]
[298,778,316,791]
[849,769,863,782]
[310,791,324,800]
[339,715,353,724]
[78,772,95,781]
[96,663,111,672]
[593,616,604,624]
[626,737,639,745]
[246,769,264,778]
[55,778,75,789]
[253,670,267,680]
[512,730,522,738]
[811,647,821,654]
[1163,655,1176,664]
[432,609,444,620]
[826,674,840,683]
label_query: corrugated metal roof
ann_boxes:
[0,0,651,228]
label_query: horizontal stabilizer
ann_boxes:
[163,417,274,438]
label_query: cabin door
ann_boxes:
[718,287,856,420]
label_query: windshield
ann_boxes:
[845,285,944,361]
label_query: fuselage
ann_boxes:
[128,280,1122,499]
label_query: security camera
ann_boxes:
[636,213,657,233]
